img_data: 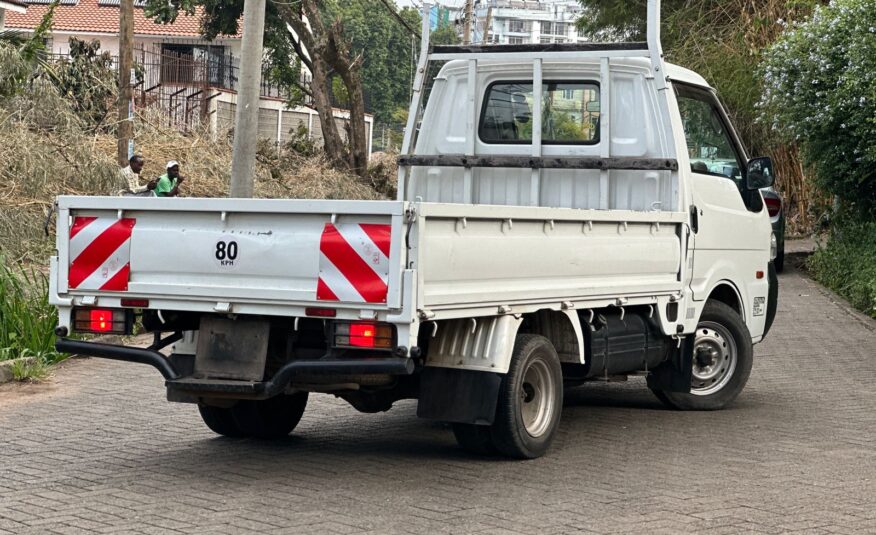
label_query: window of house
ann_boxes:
[508,36,525,45]
[540,21,552,34]
[479,81,600,144]
[508,20,526,33]
[553,22,567,35]
[540,36,553,44]
[160,44,228,87]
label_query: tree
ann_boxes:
[576,0,825,230]
[760,0,876,213]
[145,0,370,176]
[332,3,421,124]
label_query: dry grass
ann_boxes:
[0,103,390,262]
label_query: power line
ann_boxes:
[376,0,422,39]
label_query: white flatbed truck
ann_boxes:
[50,0,778,458]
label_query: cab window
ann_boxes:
[675,87,744,182]
[479,81,600,144]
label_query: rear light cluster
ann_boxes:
[764,196,782,218]
[73,308,133,335]
[333,322,394,350]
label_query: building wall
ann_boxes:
[213,93,374,158]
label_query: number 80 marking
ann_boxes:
[215,240,238,261]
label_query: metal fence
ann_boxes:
[46,46,367,132]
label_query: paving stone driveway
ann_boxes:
[1,264,874,535]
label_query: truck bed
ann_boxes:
[52,196,686,327]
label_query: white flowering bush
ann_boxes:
[759,0,876,211]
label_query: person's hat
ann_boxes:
[166,160,180,169]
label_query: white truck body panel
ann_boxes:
[50,0,771,377]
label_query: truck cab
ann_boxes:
[50,0,777,458]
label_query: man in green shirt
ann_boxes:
[155,160,185,197]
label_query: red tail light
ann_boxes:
[764,197,782,217]
[333,322,394,350]
[73,308,132,335]
[305,307,337,317]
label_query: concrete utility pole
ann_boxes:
[229,0,266,198]
[117,0,134,165]
[462,0,473,45]
[482,6,493,44]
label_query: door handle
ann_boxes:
[689,205,699,233]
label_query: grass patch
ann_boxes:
[808,218,876,319]
[0,257,63,365]
[9,357,51,382]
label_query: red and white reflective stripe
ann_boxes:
[68,217,136,291]
[317,223,391,304]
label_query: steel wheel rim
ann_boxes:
[690,321,737,396]
[519,356,555,437]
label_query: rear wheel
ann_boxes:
[490,334,563,459]
[198,393,308,439]
[651,301,753,410]
[232,392,309,439]
[198,404,245,438]
[774,244,785,273]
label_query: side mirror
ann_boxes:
[746,156,775,190]
[511,92,531,124]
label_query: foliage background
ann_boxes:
[577,0,829,233]
[759,0,876,318]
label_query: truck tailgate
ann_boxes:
[55,197,407,310]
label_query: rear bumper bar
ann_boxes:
[56,338,181,379]
[55,338,415,398]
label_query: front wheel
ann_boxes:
[652,301,753,410]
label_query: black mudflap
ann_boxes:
[195,316,270,381]
[417,367,502,425]
[646,334,695,393]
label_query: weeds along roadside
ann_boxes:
[0,257,63,381]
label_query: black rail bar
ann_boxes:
[398,155,679,171]
[56,338,415,398]
[56,338,181,380]
[431,42,649,54]
[168,358,416,398]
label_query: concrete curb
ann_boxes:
[0,357,38,384]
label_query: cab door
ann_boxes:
[675,84,771,335]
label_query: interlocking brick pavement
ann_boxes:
[1,264,874,534]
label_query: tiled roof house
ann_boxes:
[0,0,28,30]
[4,0,241,57]
[4,0,373,154]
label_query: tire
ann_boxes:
[452,423,497,455]
[652,301,753,411]
[231,392,309,439]
[198,404,246,438]
[490,334,563,459]
[774,245,785,273]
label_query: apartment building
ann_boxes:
[473,0,586,45]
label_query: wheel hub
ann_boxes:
[690,323,738,396]
[519,357,555,438]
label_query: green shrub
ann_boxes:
[0,258,62,363]
[808,217,876,318]
[760,0,876,213]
